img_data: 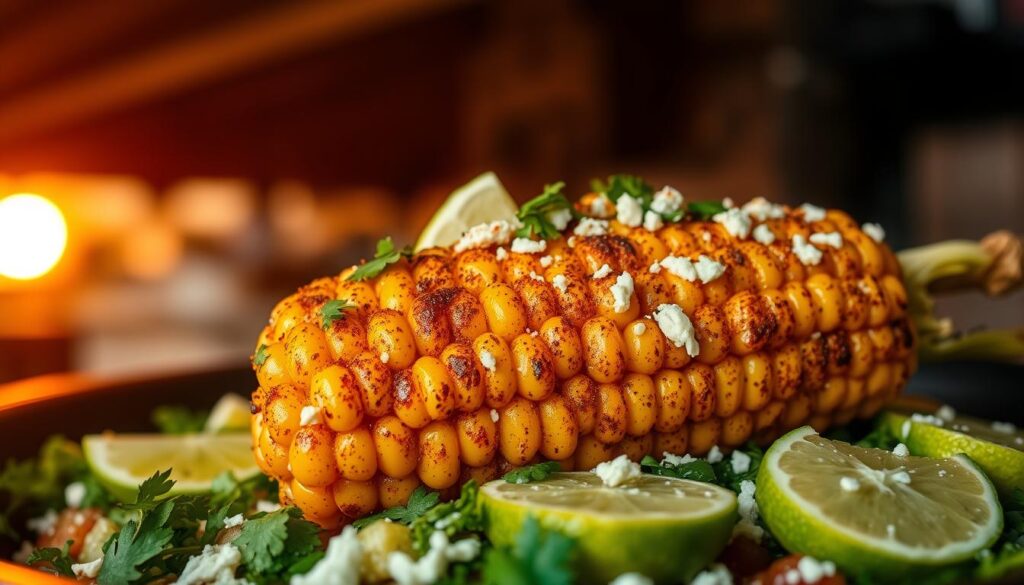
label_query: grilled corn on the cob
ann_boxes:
[250,189,915,526]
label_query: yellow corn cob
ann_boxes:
[249,200,915,526]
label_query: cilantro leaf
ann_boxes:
[98,499,175,584]
[27,541,74,577]
[855,424,900,451]
[591,174,653,207]
[482,516,575,585]
[347,237,413,282]
[410,480,484,553]
[686,201,728,220]
[254,344,269,367]
[710,443,763,493]
[234,508,320,580]
[352,486,440,528]
[320,299,356,329]
[503,461,562,484]
[515,182,575,240]
[640,455,716,483]
[123,469,174,512]
[151,406,208,434]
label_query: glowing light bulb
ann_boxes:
[0,193,68,280]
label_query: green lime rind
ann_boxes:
[758,426,1003,582]
[481,473,737,584]
[881,412,1024,496]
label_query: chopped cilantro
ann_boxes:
[410,480,484,552]
[351,486,439,528]
[151,406,208,434]
[99,499,175,584]
[482,516,575,585]
[502,461,562,484]
[347,237,413,282]
[686,200,728,220]
[710,443,763,493]
[320,299,356,329]
[515,182,575,240]
[640,455,716,483]
[591,174,654,207]
[26,541,74,577]
[253,344,269,367]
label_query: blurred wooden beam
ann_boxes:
[0,0,472,145]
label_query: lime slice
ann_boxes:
[480,472,737,583]
[83,433,260,501]
[882,410,1024,496]
[204,393,252,433]
[415,171,518,251]
[758,426,1002,579]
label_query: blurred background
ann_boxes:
[0,0,1022,383]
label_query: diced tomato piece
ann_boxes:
[718,535,774,579]
[35,508,102,559]
[750,554,846,585]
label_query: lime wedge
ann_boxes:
[480,472,737,583]
[415,171,518,251]
[83,433,260,501]
[882,410,1024,496]
[758,426,1002,579]
[204,393,252,433]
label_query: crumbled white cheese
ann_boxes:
[694,255,726,283]
[528,271,545,282]
[706,446,724,464]
[65,481,86,508]
[632,322,646,336]
[511,237,546,254]
[752,223,776,245]
[616,194,644,227]
[387,531,481,585]
[593,454,642,487]
[732,480,763,543]
[712,208,752,239]
[590,195,612,217]
[659,256,697,281]
[223,514,245,529]
[256,500,281,513]
[901,420,912,440]
[722,197,735,209]
[862,222,886,243]
[893,443,909,457]
[785,569,801,584]
[546,208,573,232]
[643,210,664,232]
[742,197,786,221]
[797,557,837,584]
[490,409,500,423]
[799,203,827,222]
[730,451,751,474]
[72,557,103,579]
[992,421,1018,434]
[662,452,696,466]
[690,563,734,585]
[610,572,654,585]
[495,247,508,261]
[479,349,497,372]
[175,544,246,585]
[291,526,361,585]
[593,263,613,279]
[791,234,823,266]
[809,231,843,249]
[936,405,956,422]
[648,261,662,274]
[890,470,912,485]
[610,272,635,313]
[574,218,610,237]
[27,510,58,535]
[379,351,391,365]
[454,219,519,253]
[652,304,700,358]
[552,274,569,293]
[839,477,860,492]
[300,406,322,426]
[651,186,684,215]
[911,413,945,427]
[539,255,553,268]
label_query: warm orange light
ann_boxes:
[0,193,68,280]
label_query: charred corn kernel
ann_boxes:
[372,416,417,478]
[755,401,785,431]
[289,425,339,487]
[333,479,379,519]
[412,356,457,420]
[741,353,772,411]
[412,254,455,294]
[264,384,305,446]
[654,428,689,458]
[688,418,722,456]
[324,315,370,364]
[258,426,292,478]
[692,305,730,365]
[629,229,669,266]
[285,322,332,388]
[311,365,365,433]
[663,272,705,315]
[511,334,556,401]
[845,230,884,277]
[408,294,453,358]
[841,278,869,331]
[292,481,341,528]
[865,362,892,397]
[448,290,489,342]
[701,272,733,307]
[799,337,827,392]
[623,317,665,375]
[539,317,584,379]
[348,351,394,418]
[869,325,896,362]
[772,344,802,400]
[272,295,308,342]
[473,333,517,408]
[658,224,701,256]
[441,343,486,412]
[563,374,599,435]
[367,310,416,370]
[634,272,673,316]
[417,421,460,490]
[502,252,541,284]
[620,434,654,462]
[720,411,754,447]
[713,357,742,418]
[739,242,784,290]
[337,281,379,318]
[574,434,618,471]
[251,411,265,449]
[782,282,816,339]
[581,317,627,383]
[518,278,561,332]
[379,475,420,508]
[375,267,416,313]
[546,270,595,329]
[589,274,640,328]
[881,275,908,318]
[685,363,716,422]
[781,393,813,430]
[724,291,774,356]
[722,249,757,292]
[480,283,528,342]
[256,343,291,390]
[595,383,628,444]
[453,250,502,295]
[461,460,502,486]
[391,370,431,429]
[538,394,579,460]
[815,377,847,413]
[622,373,657,437]
[761,290,795,348]
[857,276,888,327]
[498,397,542,465]
[455,409,498,467]
[653,370,690,433]
[806,273,844,333]
[334,426,378,481]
